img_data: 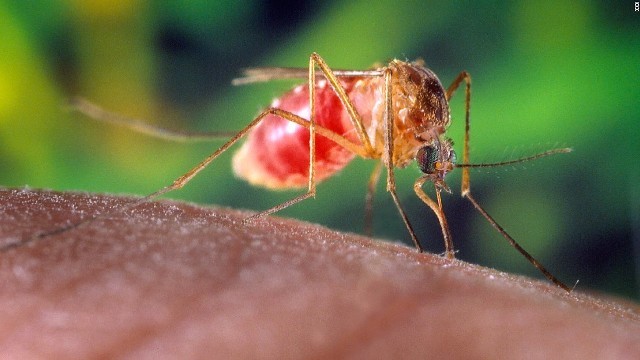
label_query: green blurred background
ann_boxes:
[1,0,638,299]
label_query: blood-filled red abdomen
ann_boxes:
[233,78,380,189]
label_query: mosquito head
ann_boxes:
[416,138,456,192]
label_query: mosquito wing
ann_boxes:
[232,67,384,86]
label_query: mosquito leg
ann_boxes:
[67,97,238,142]
[2,108,279,251]
[145,106,366,222]
[309,53,377,157]
[24,53,380,249]
[449,72,571,291]
[5,106,365,251]
[379,67,423,252]
[413,176,454,258]
[232,67,384,86]
[364,161,383,237]
[242,56,322,222]
[226,52,384,222]
[245,53,382,222]
[444,71,472,193]
[244,53,386,221]
[464,194,571,291]
[445,71,471,100]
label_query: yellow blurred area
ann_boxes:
[513,0,593,52]
[68,0,147,22]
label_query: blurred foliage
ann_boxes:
[1,0,638,299]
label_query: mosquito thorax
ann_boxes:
[390,60,451,134]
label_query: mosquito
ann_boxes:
[14,53,573,291]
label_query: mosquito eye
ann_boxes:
[417,145,438,174]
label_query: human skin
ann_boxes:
[0,189,639,358]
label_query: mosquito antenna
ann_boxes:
[456,148,572,168]
[66,97,237,142]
